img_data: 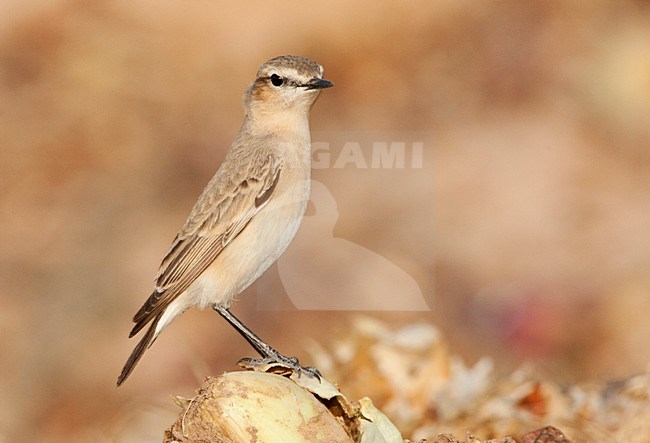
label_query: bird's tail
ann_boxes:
[116,313,162,387]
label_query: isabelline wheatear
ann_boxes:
[117,55,333,386]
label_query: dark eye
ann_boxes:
[270,74,284,87]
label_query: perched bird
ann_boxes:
[117,55,333,386]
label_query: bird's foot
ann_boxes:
[238,353,322,381]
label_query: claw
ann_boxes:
[304,365,322,379]
[237,354,321,381]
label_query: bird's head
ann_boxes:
[245,55,333,118]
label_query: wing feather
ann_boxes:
[130,156,282,334]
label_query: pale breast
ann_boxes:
[192,148,312,309]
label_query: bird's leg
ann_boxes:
[214,305,276,357]
[213,306,321,379]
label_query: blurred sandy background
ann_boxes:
[1,0,649,441]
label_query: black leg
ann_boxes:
[213,305,279,358]
[213,305,321,379]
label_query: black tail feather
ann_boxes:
[117,314,161,387]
